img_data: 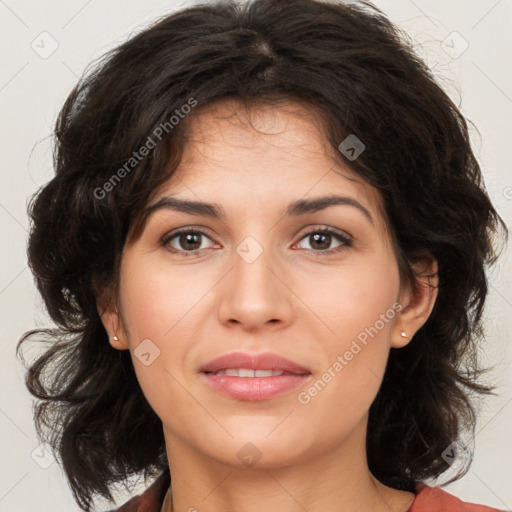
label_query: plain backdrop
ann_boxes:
[1,1,511,511]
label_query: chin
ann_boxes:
[201,431,311,469]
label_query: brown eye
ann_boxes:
[162,229,215,256]
[308,232,332,250]
[176,232,203,251]
[295,228,352,255]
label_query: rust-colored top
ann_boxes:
[110,469,505,512]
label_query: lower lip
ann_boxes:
[201,373,311,401]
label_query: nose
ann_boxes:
[216,236,294,332]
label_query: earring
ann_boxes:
[400,331,408,338]
[113,336,119,341]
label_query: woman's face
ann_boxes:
[102,99,430,470]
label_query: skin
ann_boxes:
[98,98,438,512]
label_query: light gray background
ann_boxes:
[1,1,511,511]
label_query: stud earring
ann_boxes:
[400,331,408,338]
[113,336,119,341]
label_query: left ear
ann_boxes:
[391,253,439,348]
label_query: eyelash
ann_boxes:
[161,226,353,258]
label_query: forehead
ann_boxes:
[172,99,379,203]
[179,97,343,170]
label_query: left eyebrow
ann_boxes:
[286,195,374,225]
[142,193,374,226]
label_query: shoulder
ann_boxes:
[108,468,171,512]
[411,484,506,512]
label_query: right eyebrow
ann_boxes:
[141,195,225,221]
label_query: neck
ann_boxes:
[162,416,415,512]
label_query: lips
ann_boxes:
[199,351,311,401]
[199,351,310,375]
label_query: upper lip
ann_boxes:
[199,351,311,375]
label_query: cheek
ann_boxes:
[116,260,195,409]
[299,254,400,408]
[304,254,400,348]
[119,258,211,339]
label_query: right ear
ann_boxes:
[95,285,129,350]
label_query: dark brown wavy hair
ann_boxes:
[17,0,507,510]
